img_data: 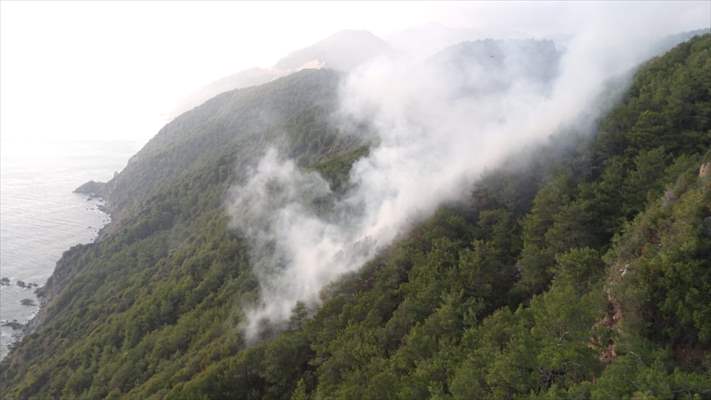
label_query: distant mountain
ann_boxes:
[274,30,392,71]
[172,30,392,117]
[648,27,711,56]
[385,23,485,58]
[428,38,562,96]
[170,68,284,118]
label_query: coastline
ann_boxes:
[0,139,138,361]
[3,190,113,357]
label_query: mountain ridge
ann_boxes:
[171,30,392,118]
[1,33,709,399]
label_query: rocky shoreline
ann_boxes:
[8,186,114,346]
[0,278,41,335]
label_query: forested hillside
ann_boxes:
[1,34,710,399]
[83,69,367,224]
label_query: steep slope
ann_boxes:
[92,69,364,223]
[0,69,370,399]
[164,34,710,400]
[2,34,710,400]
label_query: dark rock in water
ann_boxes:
[1,320,24,330]
[74,180,106,196]
[0,277,10,286]
[20,298,37,307]
[15,280,38,289]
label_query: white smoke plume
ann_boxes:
[228,149,379,338]
[227,5,708,341]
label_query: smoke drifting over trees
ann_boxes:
[226,7,705,340]
[3,2,711,398]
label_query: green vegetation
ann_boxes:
[1,35,710,399]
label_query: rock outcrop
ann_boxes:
[73,180,106,197]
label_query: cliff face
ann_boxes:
[700,162,710,177]
[23,245,88,335]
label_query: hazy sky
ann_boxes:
[1,1,709,149]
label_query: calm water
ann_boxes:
[0,140,139,359]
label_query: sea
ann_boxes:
[0,140,140,359]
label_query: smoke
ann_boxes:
[228,148,379,339]
[226,6,708,342]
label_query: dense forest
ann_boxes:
[1,34,710,399]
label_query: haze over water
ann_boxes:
[0,140,138,359]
